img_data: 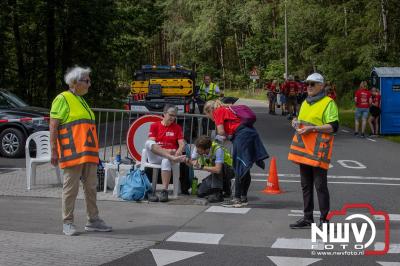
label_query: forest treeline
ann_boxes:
[1,0,399,107]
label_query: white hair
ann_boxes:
[64,66,91,86]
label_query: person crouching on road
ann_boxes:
[50,66,112,236]
[145,104,186,202]
[288,73,339,229]
[186,135,234,203]
[204,100,269,208]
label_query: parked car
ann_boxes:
[0,89,49,158]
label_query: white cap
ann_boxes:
[306,73,324,83]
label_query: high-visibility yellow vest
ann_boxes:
[198,142,232,167]
[57,91,99,168]
[199,82,218,101]
[288,96,334,170]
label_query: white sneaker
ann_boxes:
[63,223,79,236]
[85,218,112,232]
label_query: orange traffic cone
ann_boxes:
[262,157,283,194]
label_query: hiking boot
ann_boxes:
[63,223,79,236]
[159,189,169,202]
[221,198,242,208]
[207,192,224,203]
[148,193,159,202]
[85,218,112,232]
[240,197,248,206]
[289,218,313,229]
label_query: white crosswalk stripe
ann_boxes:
[268,256,322,266]
[271,238,324,250]
[167,232,224,245]
[205,206,251,214]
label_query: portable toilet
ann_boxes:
[371,67,400,134]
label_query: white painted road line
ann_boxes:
[377,262,400,266]
[271,238,324,250]
[167,232,224,245]
[367,138,377,142]
[205,206,251,214]
[341,129,349,133]
[150,249,204,266]
[268,256,322,266]
[375,242,400,254]
[251,173,400,182]
[252,179,400,186]
[374,214,400,221]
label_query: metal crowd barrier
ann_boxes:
[92,108,214,162]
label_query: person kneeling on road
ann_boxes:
[145,104,186,203]
[186,135,234,203]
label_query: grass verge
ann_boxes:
[339,109,400,143]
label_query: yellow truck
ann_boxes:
[127,65,197,114]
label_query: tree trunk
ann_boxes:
[380,0,388,52]
[344,6,348,37]
[9,0,26,98]
[234,31,243,74]
[46,0,56,106]
[218,39,226,91]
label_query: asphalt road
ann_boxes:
[0,99,399,265]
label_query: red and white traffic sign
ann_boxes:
[126,115,162,161]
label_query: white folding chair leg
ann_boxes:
[55,166,62,185]
[31,163,37,186]
[104,165,109,193]
[151,168,159,194]
[172,164,180,198]
[26,163,32,190]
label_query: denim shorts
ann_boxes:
[355,108,369,120]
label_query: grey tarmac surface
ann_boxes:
[0,98,399,266]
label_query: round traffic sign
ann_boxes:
[126,115,163,161]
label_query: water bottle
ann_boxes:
[191,177,198,195]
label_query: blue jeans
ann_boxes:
[355,108,369,120]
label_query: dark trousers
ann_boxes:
[198,164,234,197]
[234,170,251,198]
[300,164,330,221]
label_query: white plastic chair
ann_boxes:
[26,131,61,190]
[139,149,180,198]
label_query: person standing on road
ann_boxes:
[50,66,112,236]
[288,73,339,229]
[354,81,372,138]
[368,87,381,136]
[266,80,278,115]
[204,100,269,208]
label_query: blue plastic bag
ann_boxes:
[119,169,152,201]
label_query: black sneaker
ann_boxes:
[360,133,366,138]
[289,218,313,229]
[240,196,248,206]
[318,218,329,230]
[148,193,159,202]
[354,132,359,137]
[159,189,169,202]
[222,191,231,198]
[207,192,224,203]
[221,198,242,208]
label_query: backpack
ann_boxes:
[229,105,257,127]
[119,168,152,201]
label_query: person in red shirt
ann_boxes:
[266,80,278,115]
[325,81,337,101]
[354,81,372,138]
[145,104,186,202]
[368,87,381,136]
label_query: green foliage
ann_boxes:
[1,0,400,108]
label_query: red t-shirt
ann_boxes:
[148,121,183,150]
[282,81,299,96]
[372,94,381,108]
[355,88,372,108]
[213,107,241,136]
[266,83,277,93]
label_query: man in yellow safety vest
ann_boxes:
[50,66,112,236]
[288,72,339,229]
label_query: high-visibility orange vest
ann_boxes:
[288,96,334,170]
[56,91,99,168]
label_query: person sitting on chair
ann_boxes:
[145,104,186,202]
[186,135,234,203]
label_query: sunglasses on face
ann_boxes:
[79,79,91,84]
[306,82,320,87]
